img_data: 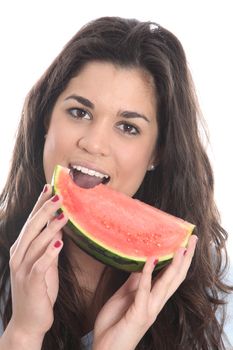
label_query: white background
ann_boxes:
[0,0,232,255]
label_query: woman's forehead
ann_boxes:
[58,61,157,112]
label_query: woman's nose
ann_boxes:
[77,122,111,156]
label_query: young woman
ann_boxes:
[0,16,232,349]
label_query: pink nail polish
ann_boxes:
[43,185,48,193]
[54,240,62,248]
[153,259,158,266]
[52,195,59,202]
[56,213,64,220]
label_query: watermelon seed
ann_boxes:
[103,220,110,229]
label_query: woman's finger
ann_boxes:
[124,257,155,327]
[29,236,64,285]
[10,185,53,254]
[151,235,198,308]
[22,214,68,272]
[110,272,141,301]
[163,235,198,296]
[182,234,198,264]
[28,184,53,219]
[10,194,64,268]
[9,185,53,257]
[134,257,155,307]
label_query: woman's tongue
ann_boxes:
[73,171,103,189]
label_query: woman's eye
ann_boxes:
[117,123,140,135]
[68,108,91,120]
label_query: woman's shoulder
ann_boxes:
[81,330,93,349]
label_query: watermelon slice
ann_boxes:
[52,165,195,272]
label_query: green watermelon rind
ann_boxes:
[52,165,195,272]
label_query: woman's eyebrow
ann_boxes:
[119,110,150,123]
[64,95,94,109]
[64,94,150,123]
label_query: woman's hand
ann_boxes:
[7,185,68,346]
[93,235,198,350]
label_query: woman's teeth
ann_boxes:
[71,165,109,180]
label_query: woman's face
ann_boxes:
[43,61,158,197]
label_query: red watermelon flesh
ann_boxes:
[52,165,195,271]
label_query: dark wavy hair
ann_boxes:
[0,16,232,349]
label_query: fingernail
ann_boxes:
[52,195,59,202]
[54,240,62,248]
[56,212,64,220]
[43,185,48,193]
[153,259,158,266]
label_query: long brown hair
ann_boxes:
[0,16,232,349]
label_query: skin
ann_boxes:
[43,61,158,196]
[0,61,198,350]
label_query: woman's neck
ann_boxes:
[63,231,106,293]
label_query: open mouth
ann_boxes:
[69,164,110,189]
